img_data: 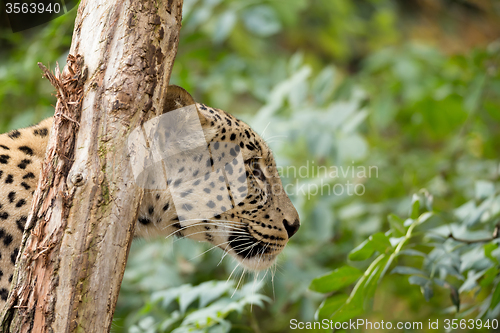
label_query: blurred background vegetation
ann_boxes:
[1,0,500,332]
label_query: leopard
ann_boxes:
[0,85,300,306]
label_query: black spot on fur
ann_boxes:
[34,128,48,137]
[11,248,18,264]
[173,179,182,187]
[0,155,10,164]
[8,130,21,139]
[238,173,246,183]
[225,163,233,175]
[139,217,151,225]
[5,175,13,184]
[207,201,215,209]
[183,204,193,211]
[16,199,26,208]
[3,234,12,246]
[22,172,35,179]
[20,182,31,190]
[181,189,193,198]
[18,146,34,156]
[230,133,236,140]
[0,212,8,220]
[18,159,31,169]
[148,206,154,215]
[162,203,170,211]
[8,192,15,203]
[16,216,27,231]
[0,145,9,150]
[0,288,8,301]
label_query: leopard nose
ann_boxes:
[283,218,300,239]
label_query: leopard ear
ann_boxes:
[163,85,196,112]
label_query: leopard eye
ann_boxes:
[246,158,266,183]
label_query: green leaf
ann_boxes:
[363,255,389,309]
[410,194,420,219]
[388,214,405,237]
[242,5,281,37]
[179,287,202,314]
[309,266,362,293]
[464,73,486,113]
[213,10,237,43]
[475,180,495,200]
[199,281,233,308]
[480,266,499,288]
[399,249,426,257]
[315,294,348,320]
[348,239,375,261]
[369,232,392,253]
[329,291,364,323]
[391,266,427,276]
[422,281,434,302]
[408,275,429,287]
[484,243,499,265]
[417,212,433,224]
[490,281,500,310]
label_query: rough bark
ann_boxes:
[0,0,183,331]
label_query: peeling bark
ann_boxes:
[0,0,183,331]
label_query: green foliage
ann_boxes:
[2,0,500,332]
[126,281,269,333]
[310,189,500,324]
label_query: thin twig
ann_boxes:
[448,221,500,244]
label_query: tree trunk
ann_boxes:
[0,0,183,331]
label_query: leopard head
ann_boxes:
[132,86,300,271]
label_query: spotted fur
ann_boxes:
[0,86,300,305]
